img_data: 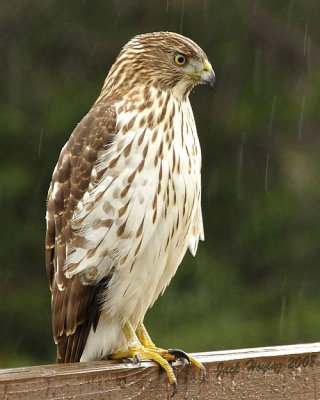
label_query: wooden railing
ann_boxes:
[1,342,320,399]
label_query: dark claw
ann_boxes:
[180,357,186,370]
[200,365,207,383]
[123,357,134,363]
[168,349,191,365]
[171,381,178,397]
[134,354,141,366]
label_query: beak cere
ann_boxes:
[200,60,215,88]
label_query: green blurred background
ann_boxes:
[1,0,320,368]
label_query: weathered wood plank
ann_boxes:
[1,342,320,399]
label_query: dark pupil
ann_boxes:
[177,56,184,63]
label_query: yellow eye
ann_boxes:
[174,54,186,66]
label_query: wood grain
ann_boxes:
[1,342,320,399]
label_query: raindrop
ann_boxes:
[265,153,269,192]
[253,47,261,94]
[268,95,277,137]
[279,294,286,340]
[3,269,12,285]
[203,0,208,24]
[286,0,293,28]
[112,11,121,29]
[166,0,169,12]
[281,277,287,291]
[38,128,43,158]
[253,0,257,14]
[179,0,185,34]
[303,30,312,78]
[303,24,308,55]
[298,96,305,138]
[239,132,245,168]
[236,132,245,200]
[279,278,287,340]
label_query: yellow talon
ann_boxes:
[136,322,206,379]
[110,322,177,390]
[109,321,205,396]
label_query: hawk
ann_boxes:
[46,31,214,395]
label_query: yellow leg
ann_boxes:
[110,321,206,396]
[110,322,178,395]
[136,321,156,349]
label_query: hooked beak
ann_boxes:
[200,59,215,88]
[185,59,215,88]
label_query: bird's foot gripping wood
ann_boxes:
[109,322,206,397]
[136,322,206,381]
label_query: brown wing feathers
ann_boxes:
[45,104,116,362]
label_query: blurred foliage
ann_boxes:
[1,0,320,368]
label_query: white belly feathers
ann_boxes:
[66,90,203,360]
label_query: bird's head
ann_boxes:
[104,32,215,98]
